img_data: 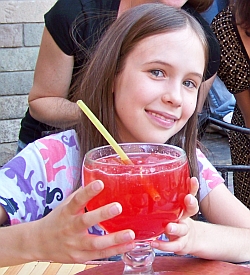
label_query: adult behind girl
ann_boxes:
[211,0,250,208]
[1,3,250,267]
[16,0,218,152]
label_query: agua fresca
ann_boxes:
[84,153,190,240]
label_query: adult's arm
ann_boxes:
[234,89,250,128]
[28,27,81,128]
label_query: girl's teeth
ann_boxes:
[150,112,172,122]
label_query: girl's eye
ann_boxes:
[150,70,164,77]
[183,80,196,88]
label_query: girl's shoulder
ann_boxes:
[0,129,81,224]
[196,148,223,181]
[34,128,79,147]
[34,129,80,169]
[196,149,224,202]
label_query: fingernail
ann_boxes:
[123,231,135,242]
[170,224,177,233]
[92,180,103,192]
[189,195,194,205]
[109,203,122,216]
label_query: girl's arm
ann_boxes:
[28,27,81,128]
[0,177,199,267]
[191,183,250,262]
[200,182,250,227]
[152,183,250,262]
[0,181,135,267]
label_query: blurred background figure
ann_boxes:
[202,0,235,127]
[211,0,250,208]
[16,0,219,153]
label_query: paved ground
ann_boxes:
[201,131,231,165]
[201,129,233,192]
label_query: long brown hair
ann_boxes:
[230,0,250,30]
[70,3,208,179]
[188,0,213,13]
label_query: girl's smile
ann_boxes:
[146,110,178,129]
[114,25,205,143]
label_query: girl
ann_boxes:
[1,4,250,267]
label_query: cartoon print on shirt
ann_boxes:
[61,133,79,150]
[197,150,223,189]
[3,156,34,195]
[0,196,18,215]
[0,130,223,233]
[39,139,67,182]
[35,181,47,207]
[46,186,63,205]
[22,197,41,221]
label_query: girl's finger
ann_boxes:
[164,222,189,237]
[151,238,186,255]
[67,180,104,215]
[73,240,135,263]
[77,202,123,229]
[189,177,199,196]
[82,230,135,251]
[182,194,199,219]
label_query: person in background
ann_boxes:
[16,0,219,153]
[211,0,250,208]
[1,4,250,268]
[201,0,235,126]
[202,0,229,23]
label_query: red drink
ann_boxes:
[84,144,190,240]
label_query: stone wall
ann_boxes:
[0,0,56,166]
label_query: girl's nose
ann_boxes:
[161,84,183,107]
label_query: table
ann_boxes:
[0,261,91,275]
[0,257,250,275]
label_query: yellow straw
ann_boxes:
[77,100,133,165]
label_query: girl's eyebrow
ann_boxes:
[144,60,203,79]
[190,72,203,80]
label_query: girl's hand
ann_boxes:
[151,217,196,255]
[150,177,199,255]
[182,177,199,219]
[32,180,135,263]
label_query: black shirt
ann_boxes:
[19,0,220,144]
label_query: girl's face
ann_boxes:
[114,26,205,143]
